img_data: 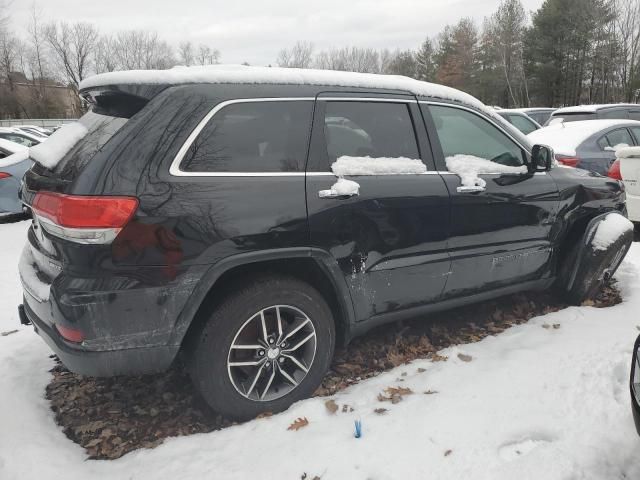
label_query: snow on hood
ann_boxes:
[616,146,640,159]
[0,149,30,169]
[445,154,528,188]
[79,64,486,110]
[28,122,88,169]
[591,213,634,252]
[527,120,640,156]
[331,156,427,176]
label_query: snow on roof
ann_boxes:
[553,103,639,114]
[0,138,28,155]
[526,119,640,156]
[79,64,486,110]
[510,107,555,113]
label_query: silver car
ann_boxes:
[528,119,640,175]
[0,139,32,220]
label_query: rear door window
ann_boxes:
[322,101,420,162]
[630,127,640,144]
[180,101,313,173]
[600,128,634,150]
[629,111,640,121]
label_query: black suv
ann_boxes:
[18,67,633,419]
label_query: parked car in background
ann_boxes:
[608,146,640,227]
[527,119,640,175]
[0,127,42,147]
[511,108,556,126]
[0,145,31,220]
[13,125,52,137]
[545,104,640,126]
[17,65,633,420]
[496,109,542,135]
[0,138,27,159]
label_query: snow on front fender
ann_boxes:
[587,212,635,252]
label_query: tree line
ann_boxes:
[0,3,220,118]
[277,0,640,107]
[1,0,639,120]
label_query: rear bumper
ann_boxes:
[20,300,178,377]
[626,194,640,223]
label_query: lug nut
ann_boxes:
[258,350,265,356]
[268,338,275,344]
[278,357,285,363]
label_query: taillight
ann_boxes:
[31,192,138,244]
[0,172,11,179]
[55,324,85,343]
[608,159,622,180]
[555,155,580,167]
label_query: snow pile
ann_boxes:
[29,122,88,169]
[18,245,50,302]
[591,213,634,251]
[79,64,486,110]
[527,119,637,156]
[331,156,427,176]
[616,146,640,159]
[0,149,30,168]
[445,154,527,188]
[329,178,360,196]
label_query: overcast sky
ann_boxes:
[9,0,545,66]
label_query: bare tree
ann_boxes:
[113,30,175,70]
[196,44,220,65]
[178,40,194,66]
[615,0,640,101]
[277,40,314,68]
[94,34,118,73]
[44,21,98,88]
[314,46,382,73]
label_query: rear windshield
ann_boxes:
[53,110,128,174]
[547,112,596,125]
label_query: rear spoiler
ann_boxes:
[79,84,169,118]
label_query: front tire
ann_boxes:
[187,275,335,420]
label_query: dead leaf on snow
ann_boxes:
[542,323,551,329]
[424,390,438,395]
[288,417,309,431]
[374,408,388,415]
[256,411,273,419]
[417,368,426,373]
[325,400,338,415]
[1,329,18,337]
[444,449,453,457]
[457,353,473,362]
[552,323,561,329]
[385,386,413,396]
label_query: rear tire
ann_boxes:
[186,275,335,420]
[556,232,632,305]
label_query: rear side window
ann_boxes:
[599,128,634,150]
[322,101,419,161]
[630,127,640,143]
[600,109,629,120]
[180,101,313,173]
[630,111,640,121]
[507,114,538,135]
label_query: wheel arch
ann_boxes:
[171,248,356,352]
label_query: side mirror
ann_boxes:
[531,144,554,172]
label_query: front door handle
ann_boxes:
[318,189,357,199]
[456,185,486,193]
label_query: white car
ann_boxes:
[0,127,43,147]
[611,146,640,225]
[13,125,52,137]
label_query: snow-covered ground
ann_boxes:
[2,219,640,479]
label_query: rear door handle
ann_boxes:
[456,185,486,193]
[318,189,357,199]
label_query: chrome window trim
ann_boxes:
[169,97,315,177]
[317,97,414,103]
[419,101,532,157]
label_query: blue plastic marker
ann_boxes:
[354,419,362,438]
